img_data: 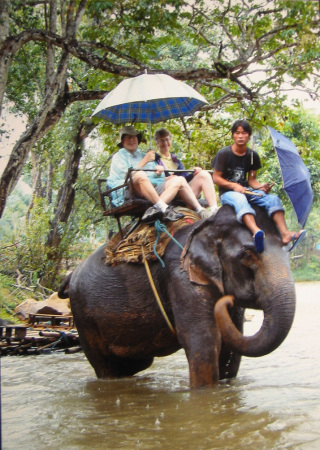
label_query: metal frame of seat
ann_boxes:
[97,170,152,238]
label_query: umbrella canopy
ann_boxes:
[91,73,208,124]
[268,126,313,228]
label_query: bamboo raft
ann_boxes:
[0,314,81,356]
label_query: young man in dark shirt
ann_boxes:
[212,119,306,252]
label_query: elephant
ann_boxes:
[58,204,296,389]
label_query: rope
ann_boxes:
[141,246,175,334]
[153,220,184,268]
[40,332,66,354]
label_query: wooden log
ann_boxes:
[12,346,25,355]
[37,339,61,351]
[39,331,61,338]
[20,342,34,349]
[20,336,36,344]
[65,346,82,354]
[6,346,20,355]
[26,348,40,355]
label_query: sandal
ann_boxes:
[288,230,307,252]
[254,230,265,253]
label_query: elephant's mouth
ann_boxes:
[214,292,295,358]
[222,271,257,310]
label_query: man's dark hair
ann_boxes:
[231,119,252,136]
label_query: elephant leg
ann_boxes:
[82,341,154,378]
[94,355,154,379]
[181,327,221,388]
[77,323,154,378]
[219,306,244,380]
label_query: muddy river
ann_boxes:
[2,282,320,449]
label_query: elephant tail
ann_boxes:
[58,273,72,299]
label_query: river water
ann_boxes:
[2,282,320,449]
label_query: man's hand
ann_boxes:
[155,165,164,176]
[233,183,246,193]
[138,150,156,168]
[260,182,275,194]
[144,150,156,163]
[193,166,202,176]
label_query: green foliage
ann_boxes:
[0,274,27,324]
[6,42,48,118]
[0,184,31,240]
[81,0,184,61]
[11,198,52,277]
[2,0,320,289]
[291,255,320,282]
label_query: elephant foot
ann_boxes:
[94,355,154,378]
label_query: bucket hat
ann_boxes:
[117,126,143,148]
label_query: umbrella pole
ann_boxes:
[148,121,152,149]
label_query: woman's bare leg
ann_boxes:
[189,170,218,207]
[160,176,202,210]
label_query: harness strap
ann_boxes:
[153,220,184,268]
[141,245,175,335]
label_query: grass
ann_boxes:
[0,274,27,324]
[291,266,320,282]
[291,253,320,282]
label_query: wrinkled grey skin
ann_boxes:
[58,205,295,388]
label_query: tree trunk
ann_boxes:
[0,58,69,217]
[0,0,9,43]
[43,120,96,287]
[0,0,88,218]
[45,0,57,95]
[0,0,10,115]
[46,161,53,204]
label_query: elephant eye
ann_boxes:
[240,248,260,270]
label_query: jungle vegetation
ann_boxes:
[0,0,320,319]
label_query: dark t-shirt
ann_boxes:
[212,145,261,196]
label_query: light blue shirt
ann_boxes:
[107,147,165,206]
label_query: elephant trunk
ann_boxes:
[214,282,296,357]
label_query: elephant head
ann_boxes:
[181,204,296,358]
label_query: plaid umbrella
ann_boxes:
[268,126,313,228]
[92,73,208,144]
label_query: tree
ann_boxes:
[1,0,320,288]
[1,0,320,218]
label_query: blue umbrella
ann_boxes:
[268,126,313,228]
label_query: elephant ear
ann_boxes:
[180,217,224,294]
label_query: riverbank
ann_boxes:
[0,325,80,356]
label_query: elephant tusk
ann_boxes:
[214,296,241,348]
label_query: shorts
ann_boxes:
[220,190,284,223]
[124,182,165,201]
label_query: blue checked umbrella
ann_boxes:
[268,126,313,228]
[92,73,208,145]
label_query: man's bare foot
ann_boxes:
[282,229,305,246]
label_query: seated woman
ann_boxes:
[154,128,219,217]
